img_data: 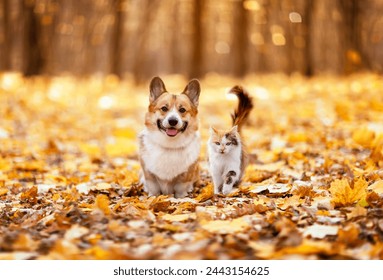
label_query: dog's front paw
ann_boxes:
[174,182,192,198]
[174,191,188,198]
[144,180,161,196]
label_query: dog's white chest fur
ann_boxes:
[140,129,200,181]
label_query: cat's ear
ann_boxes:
[209,126,218,134]
[182,79,200,107]
[230,125,238,133]
[150,77,167,102]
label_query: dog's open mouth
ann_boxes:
[157,120,188,137]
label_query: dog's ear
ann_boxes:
[150,77,167,102]
[182,79,200,107]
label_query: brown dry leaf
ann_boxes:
[337,224,360,247]
[346,205,367,220]
[329,177,367,207]
[200,217,250,234]
[20,186,38,204]
[253,203,269,214]
[172,202,196,214]
[150,195,171,212]
[94,194,111,215]
[366,191,383,207]
[293,185,316,198]
[195,183,213,202]
[12,233,38,251]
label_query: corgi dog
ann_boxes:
[138,77,201,198]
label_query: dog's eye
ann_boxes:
[161,106,168,112]
[215,142,220,145]
[226,142,231,146]
[179,108,186,113]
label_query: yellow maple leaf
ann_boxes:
[195,183,213,202]
[94,194,111,215]
[352,127,375,148]
[329,177,367,207]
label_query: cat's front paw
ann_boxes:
[222,184,233,195]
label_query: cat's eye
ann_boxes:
[215,142,220,145]
[226,142,231,146]
[179,108,186,113]
[161,106,168,112]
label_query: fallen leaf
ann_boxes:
[243,168,273,183]
[367,180,383,195]
[303,224,339,239]
[0,188,8,196]
[200,217,250,234]
[91,182,112,192]
[195,183,213,202]
[249,183,290,194]
[37,184,56,194]
[329,177,367,207]
[346,205,367,220]
[20,186,38,204]
[150,195,171,212]
[161,213,196,222]
[172,202,196,214]
[366,191,383,207]
[337,224,360,247]
[94,194,111,215]
[352,127,375,148]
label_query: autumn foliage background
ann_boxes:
[1,0,383,260]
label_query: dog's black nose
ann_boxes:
[168,118,178,126]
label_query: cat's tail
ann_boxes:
[230,85,254,132]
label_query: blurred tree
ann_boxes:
[0,0,382,80]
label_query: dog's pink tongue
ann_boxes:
[166,128,178,137]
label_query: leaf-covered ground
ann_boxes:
[1,72,383,260]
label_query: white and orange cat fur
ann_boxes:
[207,86,253,195]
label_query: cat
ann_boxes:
[207,85,253,195]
